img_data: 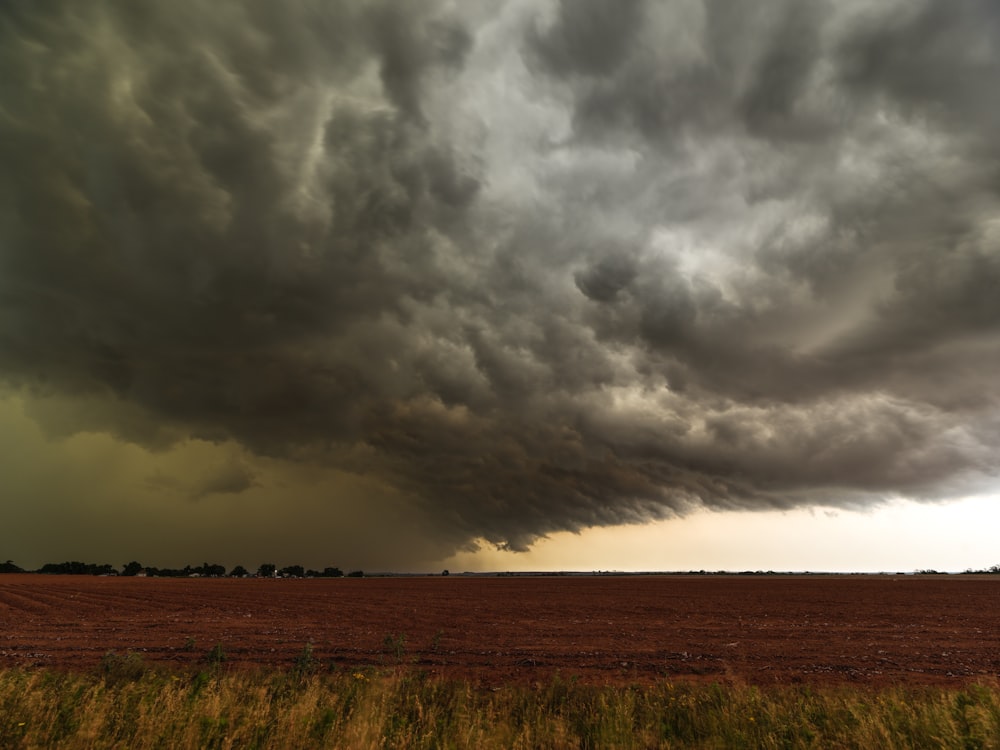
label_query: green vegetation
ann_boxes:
[2,666,1000,749]
[121,561,144,577]
[203,644,228,667]
[382,633,407,663]
[0,559,349,577]
[293,642,321,679]
[36,561,116,576]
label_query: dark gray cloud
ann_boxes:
[527,0,643,78]
[1,0,999,558]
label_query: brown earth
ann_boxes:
[2,574,1000,687]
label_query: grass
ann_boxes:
[383,633,407,663]
[2,664,1000,748]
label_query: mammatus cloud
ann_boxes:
[1,0,998,556]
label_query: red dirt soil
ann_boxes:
[2,574,999,687]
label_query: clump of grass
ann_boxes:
[202,643,227,667]
[429,629,444,654]
[99,650,148,684]
[293,642,321,679]
[382,633,406,663]
[2,666,1000,749]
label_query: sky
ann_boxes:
[2,0,999,573]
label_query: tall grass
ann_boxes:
[2,664,999,749]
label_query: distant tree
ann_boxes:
[441,569,450,576]
[279,565,305,578]
[257,563,277,578]
[346,570,364,578]
[121,561,143,577]
[198,563,226,577]
[38,561,82,575]
[322,567,344,578]
[0,560,24,574]
[38,561,116,575]
[229,565,249,578]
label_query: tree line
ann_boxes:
[0,559,358,578]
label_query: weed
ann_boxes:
[383,633,406,662]
[203,643,227,667]
[100,650,147,684]
[189,670,212,699]
[430,629,444,653]
[293,642,320,678]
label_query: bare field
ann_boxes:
[2,574,999,687]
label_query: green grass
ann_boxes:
[2,665,1000,748]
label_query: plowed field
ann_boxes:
[2,574,999,687]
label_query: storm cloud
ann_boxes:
[2,0,999,557]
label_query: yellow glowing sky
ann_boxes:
[441,497,1000,574]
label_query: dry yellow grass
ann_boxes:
[2,662,1000,748]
